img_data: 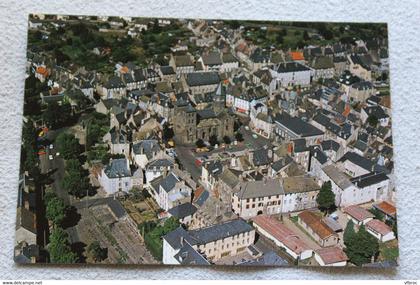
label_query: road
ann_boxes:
[174,145,202,181]
[39,128,80,243]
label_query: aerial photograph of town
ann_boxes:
[15,14,397,268]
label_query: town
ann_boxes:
[15,14,397,267]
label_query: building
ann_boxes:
[169,54,195,74]
[252,215,312,260]
[149,171,192,211]
[274,113,324,145]
[167,202,198,225]
[320,164,357,207]
[349,81,375,102]
[145,158,174,184]
[281,176,320,213]
[173,103,234,145]
[271,62,312,88]
[365,219,396,242]
[311,56,335,80]
[15,207,37,246]
[98,159,133,195]
[131,140,162,168]
[297,211,339,247]
[373,201,396,221]
[163,219,255,264]
[343,205,374,226]
[232,179,284,219]
[185,72,220,95]
[314,246,348,266]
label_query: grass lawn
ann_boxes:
[379,241,399,262]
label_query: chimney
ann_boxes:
[180,236,184,247]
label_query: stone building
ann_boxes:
[173,100,234,145]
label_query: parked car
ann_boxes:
[48,155,53,160]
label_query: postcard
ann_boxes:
[15,14,397,267]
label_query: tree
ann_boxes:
[62,168,90,198]
[195,139,206,148]
[43,102,73,129]
[162,123,174,141]
[56,133,80,160]
[48,227,78,263]
[223,136,231,145]
[303,30,310,41]
[235,132,244,142]
[46,196,67,226]
[367,114,378,126]
[316,181,336,214]
[369,207,384,221]
[345,224,379,266]
[209,135,219,146]
[343,220,356,247]
[87,241,108,262]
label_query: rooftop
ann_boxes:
[315,246,348,265]
[252,215,311,255]
[344,205,374,222]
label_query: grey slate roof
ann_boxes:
[363,106,388,120]
[239,251,288,266]
[350,172,389,188]
[104,76,125,89]
[168,202,198,219]
[147,158,174,169]
[322,164,353,190]
[236,179,284,199]
[132,140,160,159]
[159,172,180,193]
[202,51,222,66]
[186,72,220,87]
[104,159,131,179]
[271,156,293,172]
[174,242,210,265]
[339,151,376,172]
[275,113,324,137]
[276,62,311,73]
[253,148,271,166]
[188,219,253,244]
[160,65,175,75]
[321,140,340,152]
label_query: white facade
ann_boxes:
[98,171,132,195]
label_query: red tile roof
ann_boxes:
[252,215,310,255]
[290,51,305,61]
[366,219,392,236]
[298,211,336,239]
[36,66,49,76]
[375,201,396,218]
[344,205,374,222]
[315,246,348,265]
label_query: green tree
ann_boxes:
[62,168,90,198]
[367,114,378,126]
[303,30,310,41]
[46,196,67,226]
[345,224,379,266]
[235,132,244,142]
[369,207,385,221]
[43,102,73,129]
[56,133,80,160]
[343,220,356,246]
[209,135,219,146]
[195,139,206,148]
[87,241,108,262]
[223,136,231,145]
[48,227,78,263]
[316,181,336,214]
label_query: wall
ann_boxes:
[1,0,420,280]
